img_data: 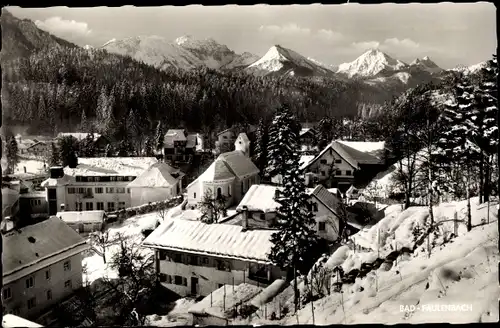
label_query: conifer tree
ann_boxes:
[80,133,96,157]
[264,105,301,183]
[49,142,61,166]
[5,135,20,174]
[144,136,155,157]
[154,121,164,152]
[266,105,319,312]
[58,136,79,167]
[316,117,334,149]
[105,144,115,157]
[252,118,268,176]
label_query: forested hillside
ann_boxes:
[1,10,399,142]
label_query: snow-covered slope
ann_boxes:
[175,35,239,69]
[337,49,408,78]
[101,36,202,70]
[247,45,335,77]
[409,56,443,74]
[221,52,260,70]
[450,61,488,75]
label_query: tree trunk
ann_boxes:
[428,165,434,227]
[484,155,491,202]
[293,262,298,313]
[479,153,484,203]
[466,165,472,232]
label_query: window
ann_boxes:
[159,273,167,282]
[189,255,198,265]
[345,170,352,176]
[2,287,12,300]
[117,187,126,193]
[128,177,134,181]
[27,297,36,310]
[76,176,82,182]
[64,260,71,271]
[216,260,231,272]
[64,280,72,288]
[75,202,83,211]
[95,187,103,194]
[110,177,116,182]
[216,187,222,199]
[320,159,327,164]
[183,277,188,286]
[313,203,318,212]
[127,188,131,193]
[321,171,326,176]
[106,187,115,193]
[228,185,231,196]
[86,202,94,211]
[78,188,85,194]
[159,250,167,260]
[117,177,123,182]
[202,257,209,265]
[26,277,34,289]
[118,202,126,210]
[174,253,182,263]
[108,202,115,211]
[46,290,52,300]
[336,170,342,176]
[68,187,75,194]
[97,202,104,211]
[260,213,265,220]
[166,275,172,284]
[318,222,326,231]
[193,192,196,199]
[335,159,342,164]
[174,275,183,285]
[45,269,51,280]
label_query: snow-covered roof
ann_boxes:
[236,184,281,213]
[64,157,158,177]
[300,128,315,137]
[2,314,43,328]
[164,129,187,146]
[41,174,72,187]
[299,155,315,170]
[56,210,105,224]
[2,217,89,284]
[198,160,235,183]
[57,132,102,141]
[142,219,275,263]
[217,150,260,179]
[337,140,385,159]
[127,162,183,188]
[188,283,263,318]
[19,191,46,198]
[236,132,250,144]
[302,141,359,171]
[27,141,48,150]
[309,184,340,216]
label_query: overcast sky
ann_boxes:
[6,3,497,69]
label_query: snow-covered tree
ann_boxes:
[105,143,115,157]
[154,121,164,152]
[144,136,155,157]
[316,117,334,149]
[252,118,268,176]
[80,133,97,157]
[265,105,301,183]
[5,135,19,174]
[58,136,79,167]
[49,142,60,166]
[199,189,227,224]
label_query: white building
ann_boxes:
[222,184,342,242]
[55,210,105,236]
[234,133,251,157]
[142,219,287,297]
[41,157,159,215]
[186,149,260,208]
[127,162,185,207]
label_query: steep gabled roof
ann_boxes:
[236,184,281,213]
[163,129,187,146]
[308,184,341,218]
[2,217,89,284]
[302,142,358,171]
[198,159,235,182]
[128,162,184,188]
[217,150,259,179]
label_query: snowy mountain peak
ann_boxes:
[410,56,443,74]
[337,49,408,78]
[422,56,430,61]
[102,38,117,47]
[175,35,194,46]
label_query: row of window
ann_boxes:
[9,280,71,312]
[75,201,126,212]
[75,176,135,182]
[2,261,72,302]
[159,274,187,286]
[30,199,43,206]
[158,251,231,272]
[68,187,130,195]
[317,169,352,177]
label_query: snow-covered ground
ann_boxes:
[1,158,47,175]
[274,198,499,325]
[82,211,162,284]
[146,298,196,327]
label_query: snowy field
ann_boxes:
[274,198,499,325]
[146,298,196,327]
[2,158,47,175]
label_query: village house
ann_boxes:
[299,127,318,153]
[215,127,238,153]
[1,217,89,321]
[26,142,51,159]
[163,129,206,163]
[41,157,159,215]
[19,191,48,217]
[221,184,342,242]
[142,219,287,297]
[127,162,185,207]
[186,141,259,208]
[300,140,386,192]
[54,210,106,236]
[56,133,109,155]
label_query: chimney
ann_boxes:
[274,189,281,199]
[23,166,27,173]
[2,217,16,233]
[242,205,249,230]
[60,204,65,212]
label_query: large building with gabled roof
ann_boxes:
[2,217,89,321]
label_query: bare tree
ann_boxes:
[91,230,111,264]
[156,202,168,221]
[199,189,228,223]
[309,256,333,297]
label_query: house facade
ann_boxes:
[300,140,386,192]
[27,142,51,158]
[163,129,198,163]
[186,148,260,208]
[41,157,159,215]
[222,184,342,242]
[215,128,238,153]
[1,217,89,321]
[127,162,185,207]
[19,192,48,216]
[142,219,287,297]
[299,128,318,153]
